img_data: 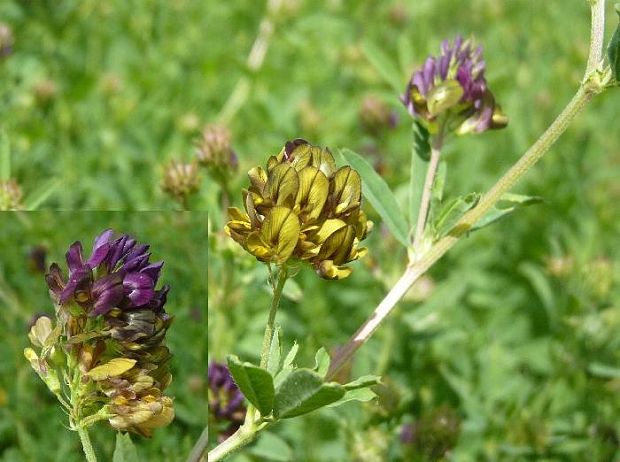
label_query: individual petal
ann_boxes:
[329,166,362,216]
[60,266,93,305]
[295,166,329,222]
[123,272,155,307]
[91,273,124,315]
[45,263,65,300]
[140,262,164,283]
[266,163,299,207]
[65,241,84,273]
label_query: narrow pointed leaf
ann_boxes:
[23,179,60,210]
[608,4,620,81]
[227,355,275,416]
[339,149,410,247]
[266,324,282,376]
[313,347,330,378]
[471,193,543,231]
[343,374,381,390]
[361,40,405,94]
[325,387,377,409]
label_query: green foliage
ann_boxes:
[113,433,140,462]
[274,369,345,419]
[339,148,410,247]
[227,355,275,417]
[608,4,620,81]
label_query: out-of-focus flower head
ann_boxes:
[360,95,399,135]
[161,159,200,206]
[28,229,174,437]
[0,23,13,58]
[225,139,372,280]
[208,361,246,441]
[0,179,23,210]
[196,124,238,173]
[401,36,508,136]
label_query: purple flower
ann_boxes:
[208,361,246,439]
[45,229,166,316]
[401,36,508,136]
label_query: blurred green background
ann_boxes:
[0,212,207,461]
[0,0,619,460]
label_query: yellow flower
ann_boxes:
[225,139,371,279]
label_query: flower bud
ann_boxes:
[161,159,200,205]
[0,23,13,58]
[0,179,23,210]
[196,124,237,173]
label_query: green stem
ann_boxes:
[327,66,606,382]
[186,425,209,462]
[77,426,97,462]
[412,133,443,252]
[202,267,288,462]
[206,425,257,462]
[260,266,288,369]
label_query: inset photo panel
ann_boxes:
[0,211,207,460]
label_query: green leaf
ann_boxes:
[339,149,410,247]
[471,193,543,231]
[361,40,404,94]
[274,341,299,388]
[343,374,381,390]
[0,130,10,181]
[247,431,293,461]
[113,433,140,462]
[23,179,60,210]
[227,355,275,416]
[431,193,480,240]
[274,368,345,419]
[266,324,282,376]
[313,347,330,378]
[326,387,377,409]
[282,342,299,370]
[608,4,620,81]
[588,362,620,379]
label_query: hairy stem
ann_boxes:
[203,267,287,461]
[586,0,606,76]
[186,426,209,462]
[328,63,605,383]
[413,135,443,251]
[77,426,97,462]
[206,425,257,462]
[260,267,288,369]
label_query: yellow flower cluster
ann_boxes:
[226,139,371,279]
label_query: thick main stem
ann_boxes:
[328,82,598,381]
[413,135,443,251]
[77,426,97,462]
[586,0,606,76]
[206,425,256,462]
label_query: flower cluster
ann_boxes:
[0,179,23,210]
[225,139,371,279]
[208,361,246,441]
[401,36,508,136]
[196,124,238,173]
[26,230,174,437]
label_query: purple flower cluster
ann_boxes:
[401,36,507,135]
[208,361,246,438]
[46,229,169,316]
